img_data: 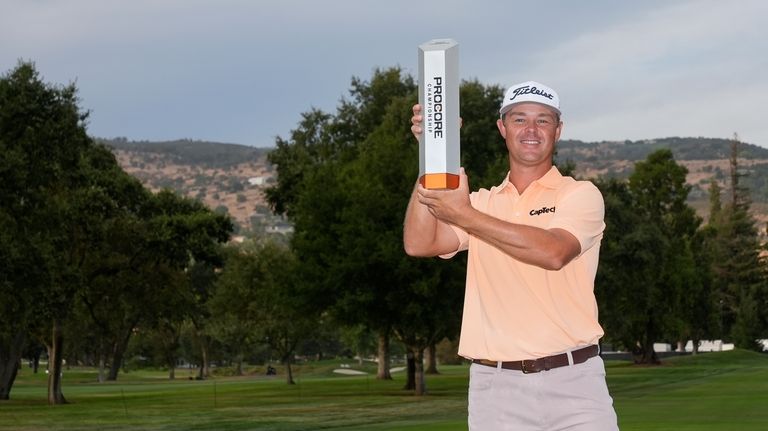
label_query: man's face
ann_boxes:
[496,102,562,168]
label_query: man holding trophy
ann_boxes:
[404,40,619,431]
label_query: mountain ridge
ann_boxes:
[100,136,768,232]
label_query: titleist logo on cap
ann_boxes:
[509,85,554,102]
[499,80,560,116]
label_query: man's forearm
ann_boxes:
[403,183,459,257]
[403,183,439,256]
[454,208,580,270]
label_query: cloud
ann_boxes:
[2,1,766,146]
[550,1,768,145]
[506,0,768,145]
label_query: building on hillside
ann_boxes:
[266,222,293,235]
[248,176,267,186]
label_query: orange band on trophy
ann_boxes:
[420,173,460,190]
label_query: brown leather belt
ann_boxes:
[472,345,599,374]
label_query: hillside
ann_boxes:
[103,138,270,168]
[556,137,768,226]
[100,138,288,236]
[101,137,768,233]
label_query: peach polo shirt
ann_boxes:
[442,167,606,361]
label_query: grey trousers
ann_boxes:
[468,356,619,430]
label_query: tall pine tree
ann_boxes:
[708,135,767,350]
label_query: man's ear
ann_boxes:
[496,118,507,139]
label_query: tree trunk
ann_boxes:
[376,331,392,380]
[425,343,439,374]
[199,343,210,379]
[414,347,427,396]
[638,338,660,365]
[166,350,177,380]
[640,347,655,364]
[97,353,106,383]
[404,350,416,390]
[47,320,67,405]
[234,353,244,376]
[0,330,26,400]
[107,327,135,381]
[164,338,178,380]
[692,338,700,355]
[201,344,211,379]
[32,348,41,374]
[161,321,181,380]
[107,341,125,381]
[283,354,295,385]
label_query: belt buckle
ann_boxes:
[520,359,538,374]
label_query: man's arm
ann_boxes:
[403,181,461,257]
[416,171,581,270]
[403,104,460,257]
[459,211,580,270]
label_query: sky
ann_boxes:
[2,0,767,148]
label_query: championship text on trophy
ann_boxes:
[418,38,460,189]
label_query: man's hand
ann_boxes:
[411,104,423,139]
[411,103,462,140]
[416,167,473,227]
[403,104,467,257]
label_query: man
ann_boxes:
[403,81,618,430]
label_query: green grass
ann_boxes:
[608,350,768,431]
[1,350,766,430]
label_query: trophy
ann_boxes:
[418,38,459,189]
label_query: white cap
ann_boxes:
[499,81,560,116]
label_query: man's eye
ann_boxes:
[514,118,525,124]
[537,119,551,125]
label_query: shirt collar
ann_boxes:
[496,166,563,194]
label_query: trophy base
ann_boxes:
[420,173,460,190]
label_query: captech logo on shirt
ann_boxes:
[510,85,554,102]
[529,206,555,216]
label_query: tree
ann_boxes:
[264,109,335,218]
[0,62,97,403]
[67,173,232,382]
[266,69,508,392]
[629,149,701,362]
[595,178,668,362]
[685,192,719,353]
[707,136,767,349]
[141,316,187,379]
[207,246,261,376]
[214,240,317,384]
[0,210,46,399]
[597,149,702,364]
[342,95,465,394]
[148,192,233,380]
[266,67,423,381]
[0,62,233,402]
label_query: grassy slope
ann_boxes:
[1,350,766,430]
[609,349,768,431]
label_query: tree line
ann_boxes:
[263,68,768,382]
[0,63,233,403]
[100,138,270,169]
[1,63,766,404]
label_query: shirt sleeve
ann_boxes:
[437,190,475,259]
[547,181,605,255]
[438,224,469,259]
